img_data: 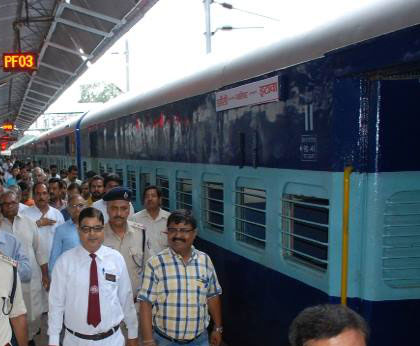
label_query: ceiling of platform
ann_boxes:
[0,0,159,139]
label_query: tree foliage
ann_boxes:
[79,82,123,103]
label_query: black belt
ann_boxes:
[154,328,201,344]
[65,325,119,341]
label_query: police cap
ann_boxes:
[103,187,132,202]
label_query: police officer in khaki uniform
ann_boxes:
[102,187,151,301]
[0,252,28,346]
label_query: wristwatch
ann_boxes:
[214,326,223,334]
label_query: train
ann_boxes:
[12,1,420,345]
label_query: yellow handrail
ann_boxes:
[341,166,353,305]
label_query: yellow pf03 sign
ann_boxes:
[2,53,37,72]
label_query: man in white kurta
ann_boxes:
[22,182,65,258]
[0,191,48,342]
[48,207,138,346]
[132,185,170,255]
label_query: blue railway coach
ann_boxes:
[13,1,420,345]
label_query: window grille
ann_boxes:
[235,187,266,249]
[139,172,151,202]
[157,175,170,211]
[116,167,123,184]
[202,182,224,232]
[127,168,137,204]
[99,163,105,175]
[176,178,192,210]
[107,164,113,173]
[281,194,329,270]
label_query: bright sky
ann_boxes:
[47,0,383,112]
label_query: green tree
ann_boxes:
[79,82,123,103]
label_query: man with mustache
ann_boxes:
[48,178,67,211]
[48,207,138,346]
[102,187,151,303]
[138,209,223,346]
[87,175,105,206]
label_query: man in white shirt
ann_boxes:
[0,190,48,343]
[48,207,138,346]
[63,165,82,186]
[92,174,134,223]
[132,186,170,255]
[22,182,65,257]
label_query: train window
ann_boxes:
[99,163,105,175]
[107,164,113,173]
[202,181,224,232]
[65,136,70,155]
[127,167,137,205]
[235,186,266,249]
[116,166,124,184]
[82,161,87,179]
[157,174,170,211]
[176,174,192,210]
[281,194,329,270]
[89,130,98,157]
[139,172,151,203]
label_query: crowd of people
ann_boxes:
[0,156,369,346]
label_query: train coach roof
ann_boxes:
[36,114,83,143]
[80,0,420,128]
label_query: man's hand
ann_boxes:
[42,272,50,291]
[126,338,139,346]
[37,216,56,227]
[210,330,222,346]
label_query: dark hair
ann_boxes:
[59,169,67,175]
[142,185,162,201]
[104,173,122,187]
[32,182,48,194]
[89,175,104,188]
[50,164,57,169]
[48,177,65,189]
[68,182,82,193]
[18,181,29,192]
[288,304,369,346]
[86,170,97,179]
[167,209,197,229]
[68,165,78,172]
[78,207,104,225]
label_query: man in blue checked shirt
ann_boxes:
[138,209,223,346]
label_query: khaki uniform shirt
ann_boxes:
[132,208,170,256]
[103,221,151,296]
[0,254,26,345]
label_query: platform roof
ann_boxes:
[0,0,159,137]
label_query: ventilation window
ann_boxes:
[157,174,170,211]
[99,163,105,175]
[176,176,192,210]
[127,167,137,204]
[202,181,224,232]
[139,172,151,203]
[235,186,266,249]
[281,194,329,270]
[383,191,420,288]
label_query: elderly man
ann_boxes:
[138,209,223,346]
[49,194,86,275]
[102,187,150,301]
[0,254,28,346]
[0,190,48,344]
[132,185,170,255]
[87,175,104,206]
[92,174,134,223]
[288,304,369,346]
[0,230,31,283]
[48,207,138,346]
[22,182,65,257]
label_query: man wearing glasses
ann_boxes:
[48,194,86,275]
[138,209,223,346]
[102,187,151,303]
[48,207,138,346]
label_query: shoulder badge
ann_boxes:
[130,221,146,231]
[0,253,17,267]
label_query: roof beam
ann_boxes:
[32,79,61,90]
[46,41,93,59]
[22,102,44,111]
[55,17,113,38]
[27,88,55,98]
[39,62,76,76]
[62,3,124,25]
[32,76,61,88]
[25,96,48,105]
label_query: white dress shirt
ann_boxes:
[132,208,170,255]
[0,212,48,339]
[48,245,138,346]
[92,199,135,224]
[22,205,65,256]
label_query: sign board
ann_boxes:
[215,76,279,112]
[300,135,318,161]
[1,123,14,132]
[2,53,37,72]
